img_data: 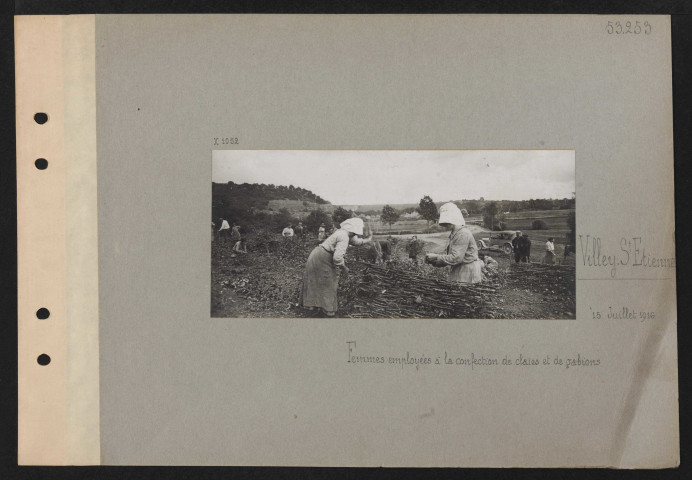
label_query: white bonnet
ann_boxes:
[340,217,364,235]
[438,202,465,226]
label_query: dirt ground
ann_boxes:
[211,234,576,319]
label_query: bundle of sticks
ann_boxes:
[505,262,576,294]
[343,263,497,318]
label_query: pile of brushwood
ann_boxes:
[212,232,575,319]
[505,262,575,296]
[339,261,498,318]
[502,262,577,315]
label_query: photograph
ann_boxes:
[211,150,576,319]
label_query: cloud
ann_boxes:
[212,150,575,204]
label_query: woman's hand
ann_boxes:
[425,253,437,264]
[340,265,350,278]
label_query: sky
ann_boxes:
[212,150,575,205]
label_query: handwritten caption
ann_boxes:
[579,235,675,278]
[590,306,655,321]
[346,341,600,371]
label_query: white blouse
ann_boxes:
[320,229,363,266]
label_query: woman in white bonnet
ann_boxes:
[302,217,373,316]
[425,203,484,283]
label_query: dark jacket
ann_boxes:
[406,240,422,258]
[512,235,520,251]
[518,235,531,258]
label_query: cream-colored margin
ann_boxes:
[16,15,99,465]
[64,15,99,465]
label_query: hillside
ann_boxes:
[213,181,329,203]
[212,181,331,218]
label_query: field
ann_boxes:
[211,212,576,320]
[369,208,571,231]
[369,209,573,259]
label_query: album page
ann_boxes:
[16,14,678,467]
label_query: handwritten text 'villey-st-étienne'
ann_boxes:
[579,235,675,278]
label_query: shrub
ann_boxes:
[247,228,283,253]
[531,219,548,230]
[304,209,333,233]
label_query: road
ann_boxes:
[374,225,489,251]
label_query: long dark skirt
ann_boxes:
[544,251,555,264]
[302,246,338,313]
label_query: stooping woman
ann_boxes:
[302,218,373,316]
[424,203,485,283]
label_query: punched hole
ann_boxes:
[34,158,48,170]
[34,113,48,124]
[37,354,51,366]
[36,308,50,319]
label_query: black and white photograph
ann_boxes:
[211,150,576,319]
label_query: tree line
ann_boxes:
[212,180,575,237]
[377,195,575,233]
[212,181,329,211]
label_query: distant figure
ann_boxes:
[211,221,216,242]
[544,237,555,264]
[518,233,532,263]
[563,244,576,266]
[406,235,423,264]
[218,218,231,243]
[317,223,326,241]
[477,253,496,281]
[370,239,384,263]
[231,224,243,252]
[282,224,294,237]
[294,222,304,238]
[379,239,392,263]
[479,252,499,271]
[231,223,241,242]
[512,230,522,263]
[233,235,248,254]
[386,235,396,248]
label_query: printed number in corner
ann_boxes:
[606,20,652,35]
